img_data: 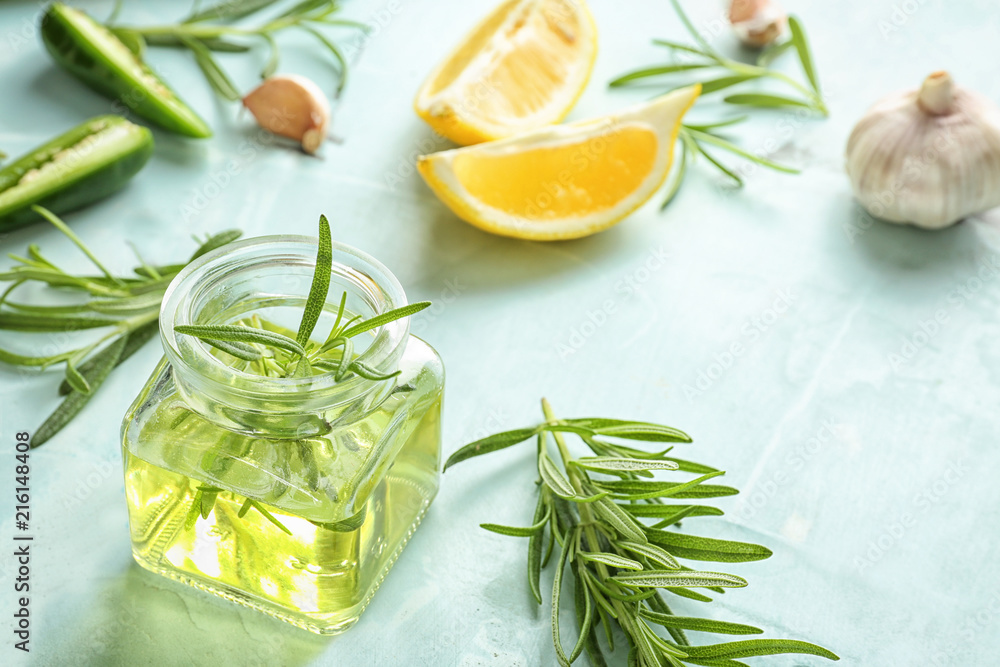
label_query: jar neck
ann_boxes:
[159,235,410,438]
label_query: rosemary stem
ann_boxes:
[125,21,295,38]
[541,399,632,646]
[724,60,827,114]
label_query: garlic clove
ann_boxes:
[243,75,330,154]
[845,71,1000,230]
[728,0,787,48]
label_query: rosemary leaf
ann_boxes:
[688,137,744,186]
[181,35,242,101]
[299,24,349,94]
[190,230,243,261]
[338,301,432,340]
[64,360,91,395]
[661,139,688,209]
[622,504,723,519]
[565,418,692,443]
[644,529,773,563]
[261,33,280,78]
[143,34,251,52]
[638,610,762,636]
[31,336,127,448]
[31,206,121,285]
[527,492,547,605]
[87,290,164,315]
[202,338,263,361]
[175,324,306,357]
[592,497,647,544]
[757,39,793,67]
[58,320,159,395]
[609,63,713,87]
[184,0,281,23]
[568,570,593,664]
[685,128,798,174]
[539,449,577,499]
[682,639,839,661]
[0,348,73,368]
[618,540,681,570]
[724,92,814,109]
[578,551,642,570]
[296,214,332,347]
[481,514,550,537]
[652,38,716,58]
[551,528,574,667]
[443,427,541,470]
[573,457,680,473]
[698,74,761,94]
[613,570,747,589]
[788,16,821,94]
[110,27,146,57]
[0,312,120,332]
[347,360,401,381]
[684,116,748,132]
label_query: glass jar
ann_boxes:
[120,235,444,635]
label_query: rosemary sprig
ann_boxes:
[108,0,365,99]
[175,215,431,382]
[0,206,241,448]
[445,399,839,667]
[612,0,825,208]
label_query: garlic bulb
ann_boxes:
[243,75,330,154]
[728,0,786,48]
[846,71,1000,229]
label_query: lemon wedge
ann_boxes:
[414,0,598,146]
[417,85,701,241]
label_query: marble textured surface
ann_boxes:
[2,0,1000,665]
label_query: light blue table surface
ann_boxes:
[2,0,1000,665]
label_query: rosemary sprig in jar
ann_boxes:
[172,215,430,534]
[446,399,839,667]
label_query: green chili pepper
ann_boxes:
[0,115,153,231]
[40,3,212,138]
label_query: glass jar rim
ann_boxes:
[159,234,410,408]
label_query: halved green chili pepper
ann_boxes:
[40,3,212,138]
[0,115,153,231]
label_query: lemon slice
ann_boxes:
[414,0,598,146]
[417,85,701,241]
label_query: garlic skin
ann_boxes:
[846,71,1000,229]
[243,75,330,154]
[728,0,787,48]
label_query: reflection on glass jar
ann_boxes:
[121,235,444,635]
